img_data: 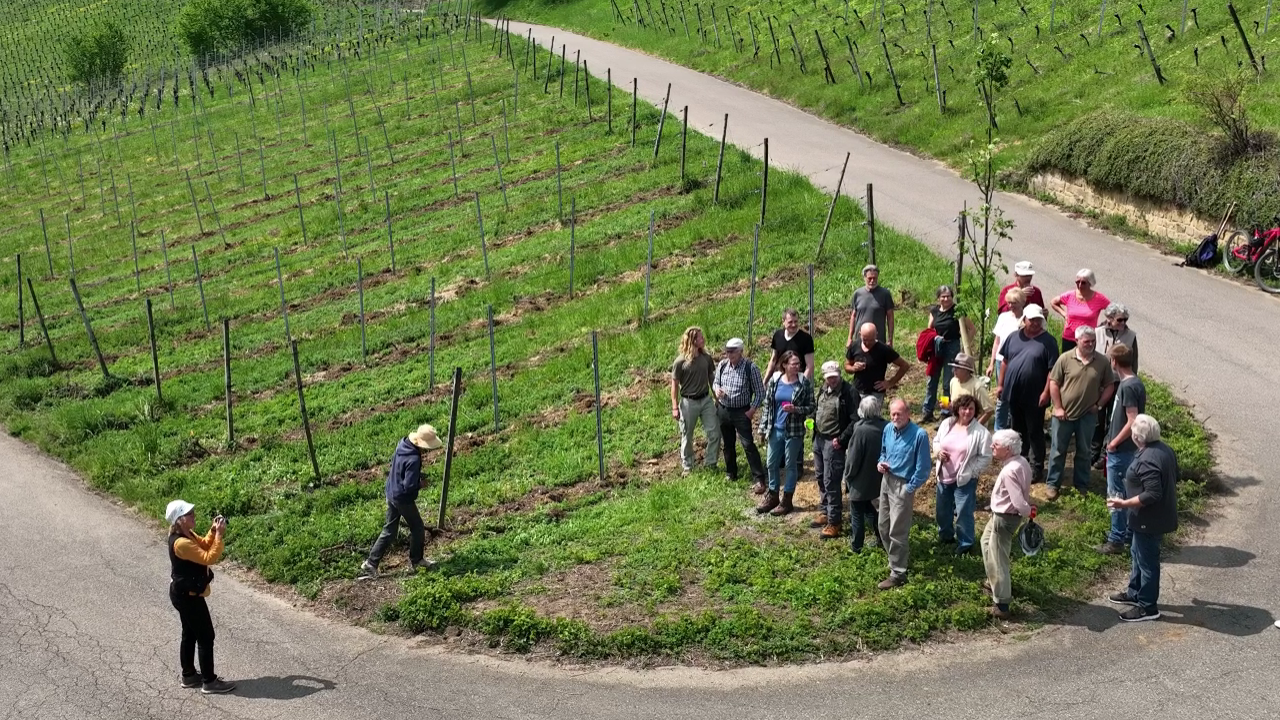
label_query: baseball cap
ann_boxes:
[821,361,841,378]
[1014,261,1035,276]
[165,499,195,525]
[1023,304,1045,320]
[725,337,744,349]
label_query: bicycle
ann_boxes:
[1222,216,1280,293]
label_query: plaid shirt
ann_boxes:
[713,358,765,410]
[758,374,815,438]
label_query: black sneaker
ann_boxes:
[356,561,378,580]
[180,674,202,689]
[1119,605,1161,622]
[1107,591,1138,606]
[1096,541,1127,555]
[201,677,236,694]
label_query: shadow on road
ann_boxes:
[1165,545,1256,568]
[231,675,336,700]
[1062,597,1274,636]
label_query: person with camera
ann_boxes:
[165,499,235,694]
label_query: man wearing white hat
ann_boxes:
[998,261,1045,314]
[713,337,767,492]
[812,360,859,539]
[995,305,1059,484]
[358,423,444,579]
[165,499,235,694]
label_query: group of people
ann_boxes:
[671,262,1178,623]
[158,261,1180,691]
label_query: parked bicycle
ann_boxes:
[1222,216,1280,294]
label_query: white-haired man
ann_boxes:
[982,430,1033,620]
[714,337,767,492]
[1106,415,1178,622]
[1045,325,1115,500]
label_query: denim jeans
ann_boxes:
[1106,449,1136,544]
[766,429,803,493]
[1127,531,1163,611]
[848,499,881,551]
[993,358,1011,430]
[923,337,961,415]
[813,435,845,523]
[1009,400,1047,473]
[936,481,976,550]
[367,497,425,567]
[1047,412,1098,490]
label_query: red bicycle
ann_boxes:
[1222,217,1280,294]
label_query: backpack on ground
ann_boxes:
[1181,233,1219,269]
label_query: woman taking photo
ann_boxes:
[922,285,976,423]
[931,394,993,555]
[756,351,814,517]
[1051,268,1110,353]
[165,499,235,694]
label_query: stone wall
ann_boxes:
[1029,170,1218,244]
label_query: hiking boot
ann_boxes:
[877,575,906,590]
[939,535,957,545]
[1096,541,1127,556]
[756,491,779,514]
[921,412,937,424]
[955,545,975,556]
[990,604,1012,620]
[1108,591,1139,606]
[201,677,236,695]
[1045,487,1060,501]
[751,480,767,495]
[820,524,841,540]
[180,674,202,689]
[810,513,828,528]
[1119,605,1161,622]
[1031,467,1046,485]
[412,559,438,572]
[356,561,378,580]
[770,491,794,516]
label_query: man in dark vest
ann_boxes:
[166,499,235,694]
[359,423,444,580]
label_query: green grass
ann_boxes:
[0,5,1214,662]
[488,0,1280,173]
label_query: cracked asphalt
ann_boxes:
[5,25,1280,718]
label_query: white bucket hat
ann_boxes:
[165,499,195,526]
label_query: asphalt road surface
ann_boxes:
[3,25,1278,719]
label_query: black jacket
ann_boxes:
[385,438,424,503]
[843,417,888,502]
[1124,440,1179,535]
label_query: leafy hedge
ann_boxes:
[176,0,314,59]
[1025,111,1280,230]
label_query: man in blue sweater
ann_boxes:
[876,398,932,589]
[358,424,444,580]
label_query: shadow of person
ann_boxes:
[1059,597,1274,636]
[231,675,336,700]
[1164,545,1256,568]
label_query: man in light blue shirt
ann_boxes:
[876,398,932,588]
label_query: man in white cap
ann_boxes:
[358,423,444,579]
[165,499,235,694]
[998,261,1044,314]
[995,305,1059,484]
[713,337,767,492]
[812,360,859,539]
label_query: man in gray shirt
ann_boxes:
[846,265,896,349]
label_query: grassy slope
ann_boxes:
[0,7,1210,662]
[487,0,1280,170]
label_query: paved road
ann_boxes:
[5,24,1279,719]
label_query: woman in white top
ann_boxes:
[987,288,1026,431]
[932,394,993,555]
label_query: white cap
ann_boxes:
[1014,261,1035,276]
[165,499,195,525]
[1023,304,1045,320]
[725,337,744,349]
[821,360,841,378]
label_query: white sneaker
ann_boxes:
[356,561,377,580]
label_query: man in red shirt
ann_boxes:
[998,261,1044,313]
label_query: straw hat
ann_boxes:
[408,424,444,450]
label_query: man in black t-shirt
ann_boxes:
[764,308,815,380]
[844,323,910,400]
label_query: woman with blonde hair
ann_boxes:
[671,326,721,473]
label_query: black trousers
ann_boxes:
[1091,402,1112,465]
[367,497,425,567]
[719,406,765,483]
[1009,399,1047,473]
[848,499,881,551]
[170,585,215,682]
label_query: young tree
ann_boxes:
[64,22,129,90]
[973,35,1011,131]
[957,131,1014,360]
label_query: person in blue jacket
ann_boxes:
[358,424,444,579]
